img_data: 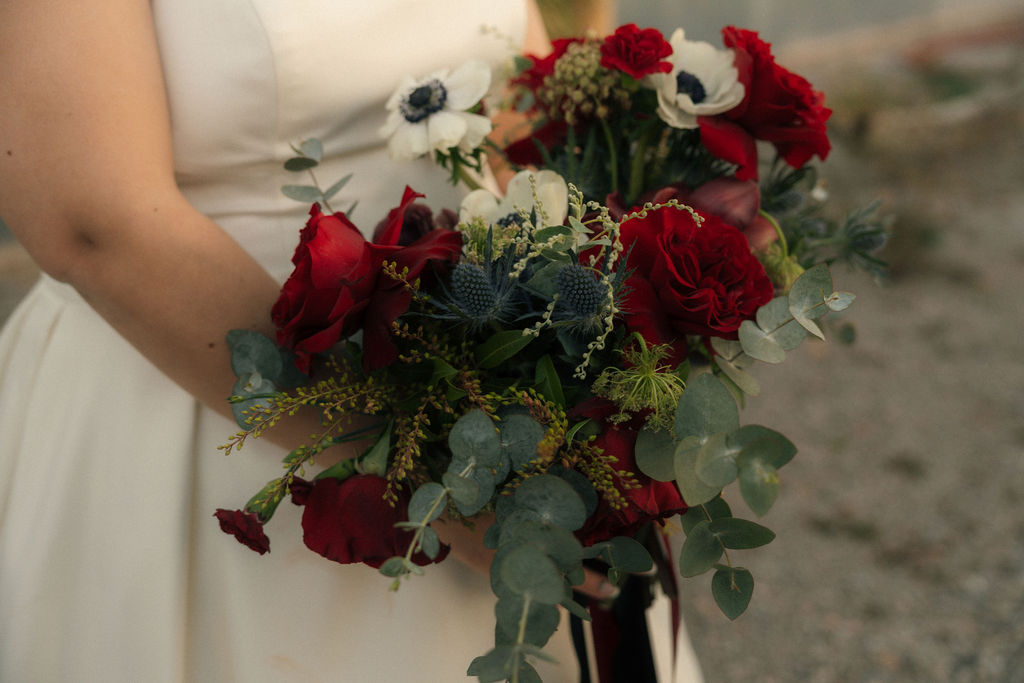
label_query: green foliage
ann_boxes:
[712,566,754,620]
[476,330,534,369]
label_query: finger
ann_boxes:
[575,567,620,602]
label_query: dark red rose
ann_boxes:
[649,178,778,251]
[272,188,462,372]
[600,24,674,80]
[504,119,570,168]
[700,27,831,180]
[214,508,270,555]
[297,475,449,569]
[617,203,774,342]
[571,399,688,546]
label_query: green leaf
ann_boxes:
[738,320,786,364]
[600,536,654,574]
[678,520,723,577]
[283,156,319,172]
[355,424,391,477]
[243,478,285,522]
[827,290,856,312]
[448,409,502,469]
[635,427,676,482]
[713,354,761,397]
[674,436,721,507]
[230,374,277,430]
[467,646,515,682]
[475,329,533,369]
[680,496,732,535]
[407,482,447,524]
[442,471,482,509]
[226,329,284,381]
[533,355,565,407]
[495,596,560,647]
[561,595,591,621]
[281,184,323,203]
[518,662,543,683]
[299,138,323,162]
[534,224,573,244]
[709,517,775,549]
[712,566,754,620]
[420,526,441,560]
[498,413,546,471]
[738,460,779,516]
[321,173,352,201]
[673,373,739,442]
[548,465,598,518]
[754,296,809,351]
[500,545,565,604]
[499,520,583,570]
[429,357,459,386]
[730,425,797,470]
[522,260,562,298]
[695,432,738,489]
[378,556,407,578]
[789,264,833,339]
[514,475,588,531]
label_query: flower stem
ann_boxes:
[759,209,787,256]
[307,168,335,214]
[599,118,619,195]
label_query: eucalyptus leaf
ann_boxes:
[500,545,565,604]
[712,566,754,620]
[226,329,284,381]
[730,425,797,470]
[635,427,676,482]
[789,264,833,339]
[467,647,515,682]
[709,517,776,549]
[378,556,407,578]
[534,224,573,244]
[754,296,808,350]
[442,471,482,509]
[522,261,562,298]
[299,138,323,162]
[283,157,319,172]
[674,373,739,441]
[738,320,786,364]
[561,595,591,621]
[601,536,654,574]
[230,375,277,430]
[678,520,723,577]
[281,184,323,203]
[420,526,441,560]
[321,173,353,201]
[714,354,761,397]
[476,330,533,369]
[499,413,545,471]
[495,596,560,647]
[407,482,447,524]
[514,475,587,531]
[695,432,738,489]
[518,662,543,683]
[448,409,502,470]
[674,436,721,507]
[827,290,856,312]
[500,520,583,570]
[738,460,779,516]
[680,496,733,535]
[547,466,598,518]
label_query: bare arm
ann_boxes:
[0,0,338,452]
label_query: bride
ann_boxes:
[0,0,703,680]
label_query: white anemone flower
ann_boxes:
[649,28,744,129]
[380,60,493,161]
[459,170,568,227]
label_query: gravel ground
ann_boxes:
[1,8,1022,683]
[673,10,1024,683]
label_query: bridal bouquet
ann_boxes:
[215,22,886,683]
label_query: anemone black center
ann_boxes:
[400,80,448,123]
[675,70,707,104]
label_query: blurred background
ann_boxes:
[3,1,1022,681]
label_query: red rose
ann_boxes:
[599,24,674,80]
[699,27,831,180]
[571,400,688,546]
[297,475,448,569]
[214,508,271,555]
[617,204,774,343]
[272,188,462,372]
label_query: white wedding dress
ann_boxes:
[0,1,703,681]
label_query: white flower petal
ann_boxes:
[444,60,492,111]
[426,110,468,152]
[459,189,501,223]
[388,120,430,161]
[457,112,492,152]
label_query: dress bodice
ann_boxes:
[152,0,527,280]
